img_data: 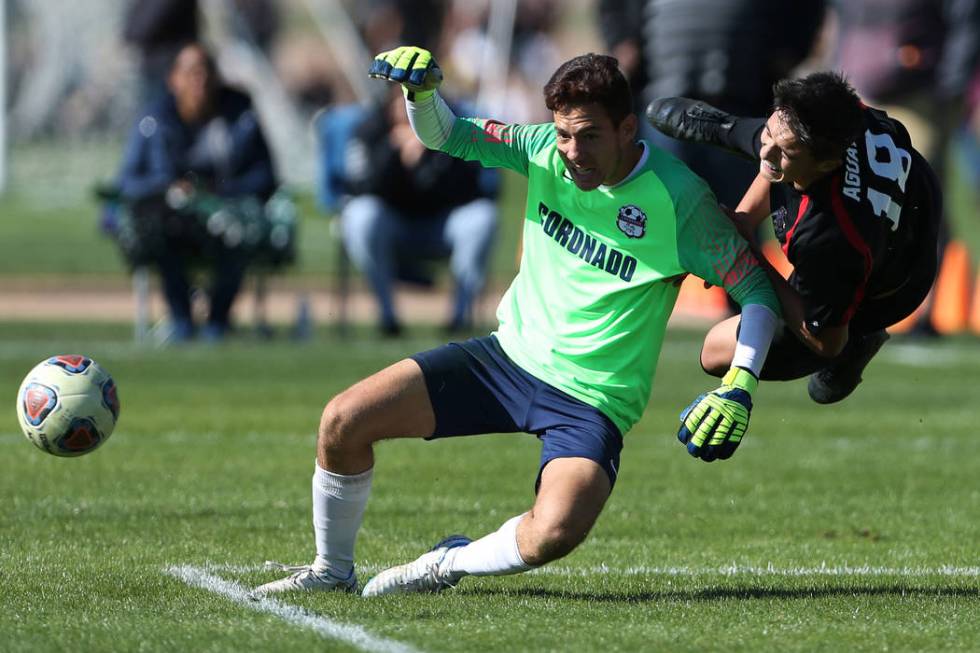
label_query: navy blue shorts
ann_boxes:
[410,335,623,489]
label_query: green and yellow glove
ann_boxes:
[368,46,443,100]
[677,367,757,462]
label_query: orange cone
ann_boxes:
[931,240,972,334]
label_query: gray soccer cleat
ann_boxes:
[808,330,890,404]
[250,563,357,598]
[361,535,472,597]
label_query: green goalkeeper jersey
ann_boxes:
[440,118,779,434]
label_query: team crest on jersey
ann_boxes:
[616,205,646,238]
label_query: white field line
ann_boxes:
[883,343,980,367]
[203,561,980,578]
[166,565,422,653]
[536,563,980,578]
[0,430,310,446]
[657,339,980,367]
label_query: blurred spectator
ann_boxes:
[340,87,498,336]
[441,3,494,97]
[510,0,562,89]
[354,0,448,53]
[832,0,980,337]
[393,0,448,51]
[116,42,278,342]
[510,0,563,121]
[442,0,561,123]
[960,68,980,189]
[229,0,280,53]
[634,0,827,209]
[597,0,647,118]
[123,0,200,106]
[275,35,344,115]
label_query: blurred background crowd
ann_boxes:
[2,0,979,342]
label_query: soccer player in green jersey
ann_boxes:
[253,47,782,598]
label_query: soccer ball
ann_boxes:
[15,355,120,457]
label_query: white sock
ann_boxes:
[444,513,533,577]
[310,462,372,578]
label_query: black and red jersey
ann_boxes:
[768,106,934,333]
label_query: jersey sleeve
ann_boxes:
[675,177,781,315]
[438,118,555,176]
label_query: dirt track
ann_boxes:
[0,283,480,327]
[0,278,723,330]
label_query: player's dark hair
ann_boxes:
[544,54,632,126]
[772,72,863,161]
[170,41,218,76]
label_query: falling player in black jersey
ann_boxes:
[648,72,942,403]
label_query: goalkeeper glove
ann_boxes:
[368,46,443,100]
[677,367,757,462]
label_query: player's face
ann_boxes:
[759,110,837,190]
[168,45,215,123]
[554,104,638,191]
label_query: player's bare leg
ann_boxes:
[252,359,434,596]
[700,315,740,377]
[361,457,611,596]
[517,457,611,564]
[317,358,436,474]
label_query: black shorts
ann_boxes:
[755,325,847,381]
[410,335,623,489]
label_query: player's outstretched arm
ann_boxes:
[734,216,849,359]
[368,45,457,152]
[726,176,848,358]
[368,45,548,176]
[673,175,781,462]
[369,46,444,100]
[677,304,778,462]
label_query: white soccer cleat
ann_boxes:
[361,535,472,597]
[250,563,357,598]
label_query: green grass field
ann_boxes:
[1,323,978,652]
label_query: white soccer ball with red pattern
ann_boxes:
[16,355,120,457]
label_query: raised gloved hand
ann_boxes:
[677,367,757,462]
[368,46,443,100]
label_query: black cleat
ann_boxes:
[808,330,890,404]
[646,97,737,147]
